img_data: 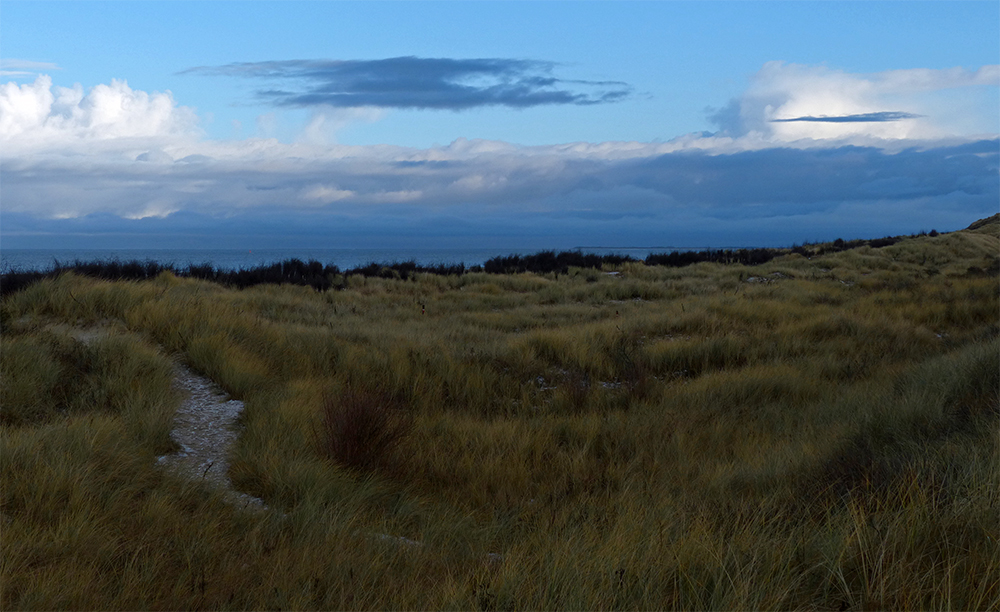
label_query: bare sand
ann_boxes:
[156,363,267,510]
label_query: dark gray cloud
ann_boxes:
[181,57,631,110]
[771,111,924,123]
[605,141,997,213]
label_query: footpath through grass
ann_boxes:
[2,216,998,609]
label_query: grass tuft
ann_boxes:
[317,385,412,473]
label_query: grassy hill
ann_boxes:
[2,216,998,610]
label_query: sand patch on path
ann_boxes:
[156,363,267,510]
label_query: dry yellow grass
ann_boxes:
[2,218,998,610]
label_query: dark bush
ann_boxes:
[644,247,782,268]
[0,270,48,297]
[317,386,411,472]
[867,236,899,248]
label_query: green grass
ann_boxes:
[2,218,998,609]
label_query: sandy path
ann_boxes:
[156,363,267,510]
[47,323,492,557]
[42,321,267,509]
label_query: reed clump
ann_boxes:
[2,215,998,610]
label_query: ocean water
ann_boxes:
[0,247,682,273]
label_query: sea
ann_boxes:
[0,247,692,274]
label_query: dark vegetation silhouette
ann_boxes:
[0,227,957,297]
[0,258,463,297]
[482,250,635,274]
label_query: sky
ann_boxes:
[1,1,998,250]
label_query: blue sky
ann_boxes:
[2,1,998,250]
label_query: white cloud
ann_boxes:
[875,65,999,93]
[122,200,180,220]
[711,62,1000,142]
[0,75,199,153]
[0,59,61,78]
[302,184,355,204]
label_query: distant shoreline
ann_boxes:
[6,214,996,297]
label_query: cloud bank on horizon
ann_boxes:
[1,58,998,249]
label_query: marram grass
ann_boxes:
[2,219,998,610]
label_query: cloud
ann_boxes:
[709,62,999,141]
[612,141,998,209]
[771,111,924,123]
[298,106,385,145]
[182,57,632,110]
[301,184,355,204]
[0,59,61,78]
[4,123,995,235]
[2,69,997,249]
[0,75,198,152]
[136,149,174,163]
